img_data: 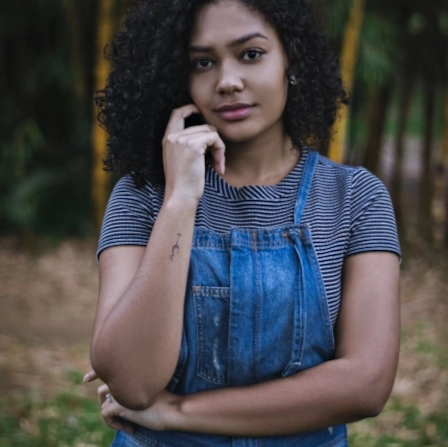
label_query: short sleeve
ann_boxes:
[96,176,155,260]
[345,168,401,259]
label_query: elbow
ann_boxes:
[354,370,394,419]
[109,387,161,411]
[341,356,396,420]
[95,366,163,410]
[90,347,164,411]
[357,395,388,419]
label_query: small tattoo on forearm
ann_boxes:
[170,233,181,260]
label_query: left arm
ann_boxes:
[101,251,400,436]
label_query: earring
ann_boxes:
[289,75,297,86]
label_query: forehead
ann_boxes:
[190,0,274,44]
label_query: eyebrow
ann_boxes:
[189,32,269,53]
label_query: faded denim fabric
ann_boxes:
[112,150,348,447]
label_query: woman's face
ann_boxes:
[188,0,289,144]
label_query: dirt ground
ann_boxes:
[0,237,447,418]
[0,238,99,401]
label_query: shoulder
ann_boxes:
[312,157,401,259]
[313,152,387,199]
[107,175,165,213]
[97,176,164,260]
[315,152,373,182]
[310,152,398,234]
[111,175,161,200]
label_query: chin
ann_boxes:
[217,122,266,144]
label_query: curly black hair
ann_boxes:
[96,0,348,187]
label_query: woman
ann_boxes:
[86,0,401,445]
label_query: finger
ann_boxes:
[186,132,225,154]
[102,402,134,434]
[97,383,110,405]
[189,132,226,175]
[209,143,226,175]
[83,370,98,383]
[165,127,217,146]
[175,124,217,136]
[165,104,201,136]
[102,412,132,433]
[114,418,134,434]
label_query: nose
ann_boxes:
[216,63,244,95]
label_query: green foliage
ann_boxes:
[0,0,100,238]
[2,388,448,447]
[0,391,114,447]
[318,0,352,41]
[0,0,447,237]
[349,398,448,446]
[357,12,404,86]
[67,370,85,386]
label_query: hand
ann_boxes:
[83,369,98,383]
[163,104,226,203]
[98,384,181,433]
[98,384,135,434]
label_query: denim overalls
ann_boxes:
[112,150,348,447]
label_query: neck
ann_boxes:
[221,122,300,187]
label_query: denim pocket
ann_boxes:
[192,285,230,385]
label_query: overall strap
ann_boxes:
[294,149,319,224]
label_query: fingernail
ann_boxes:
[83,373,90,382]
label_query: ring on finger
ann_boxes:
[105,393,113,403]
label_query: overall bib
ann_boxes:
[112,150,348,447]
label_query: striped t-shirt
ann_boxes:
[97,147,401,326]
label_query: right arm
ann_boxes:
[90,105,225,410]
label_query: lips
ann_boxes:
[215,103,255,121]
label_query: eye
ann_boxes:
[242,49,264,61]
[191,58,214,70]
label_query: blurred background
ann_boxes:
[0,0,447,445]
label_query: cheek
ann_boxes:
[258,71,289,111]
[189,77,209,108]
[255,59,288,97]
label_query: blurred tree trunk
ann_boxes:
[0,42,5,92]
[431,22,448,247]
[15,14,30,181]
[64,0,87,137]
[64,0,86,99]
[328,0,366,163]
[420,8,439,239]
[443,88,448,245]
[421,78,435,236]
[92,0,116,233]
[391,56,417,228]
[433,92,448,246]
[362,85,391,175]
[440,32,448,246]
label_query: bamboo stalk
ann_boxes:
[91,0,116,233]
[362,85,391,175]
[328,0,366,163]
[442,88,448,245]
[64,0,87,101]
